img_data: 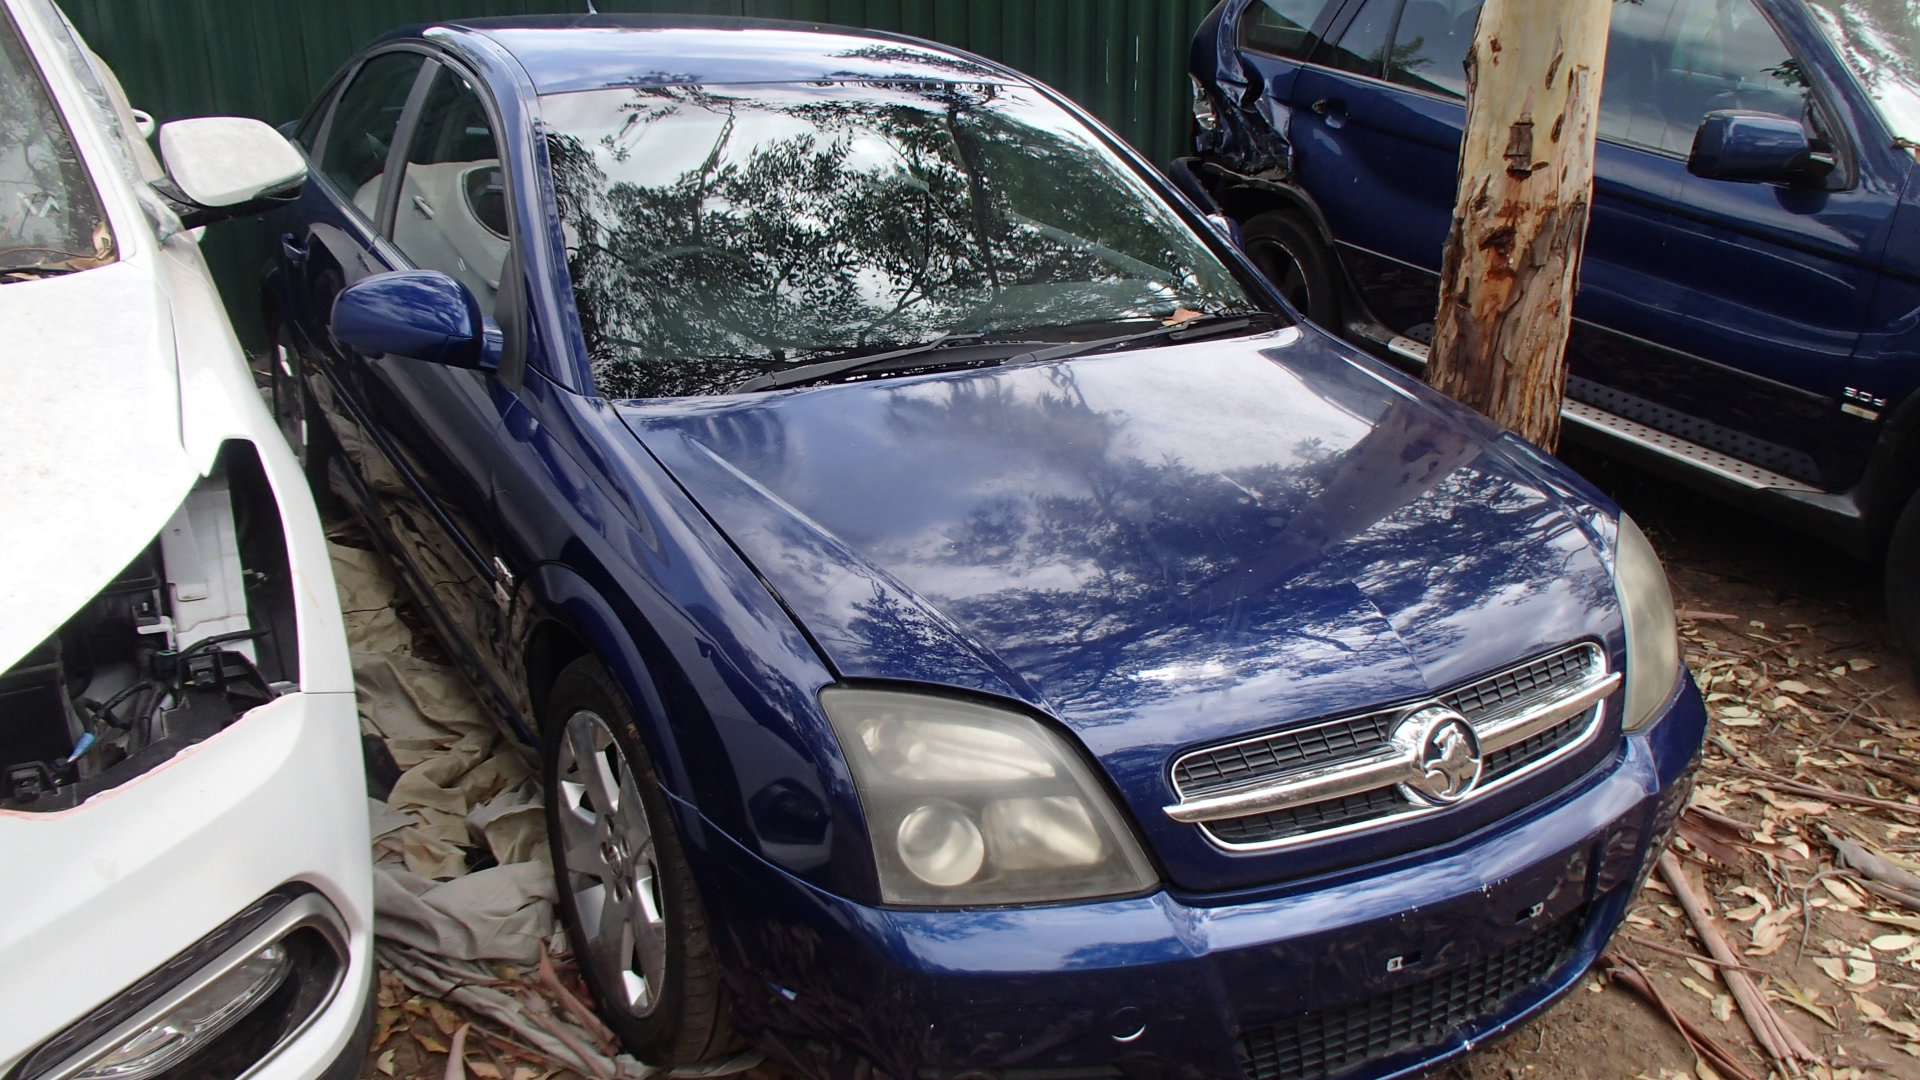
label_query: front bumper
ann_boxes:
[0,690,374,1080]
[687,676,1706,1080]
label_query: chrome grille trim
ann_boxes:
[1164,644,1615,850]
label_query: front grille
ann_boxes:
[1484,712,1589,782]
[1235,918,1582,1080]
[1205,788,1405,845]
[1174,711,1396,795]
[1443,647,1596,722]
[1170,644,1610,849]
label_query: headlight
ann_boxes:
[1614,514,1680,732]
[822,688,1158,905]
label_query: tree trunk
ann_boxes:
[1426,0,1611,451]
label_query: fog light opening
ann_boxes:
[73,943,292,1080]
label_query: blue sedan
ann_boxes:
[262,16,1706,1080]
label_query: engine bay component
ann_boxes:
[1,443,296,811]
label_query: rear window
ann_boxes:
[1,5,113,283]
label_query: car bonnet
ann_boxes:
[623,328,1621,744]
[0,262,198,671]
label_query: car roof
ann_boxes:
[433,15,1020,96]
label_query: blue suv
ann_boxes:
[1184,0,1920,661]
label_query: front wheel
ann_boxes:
[542,656,736,1064]
[1241,209,1342,329]
[1884,490,1920,674]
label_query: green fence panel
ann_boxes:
[59,0,1217,345]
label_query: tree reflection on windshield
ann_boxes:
[542,80,1250,398]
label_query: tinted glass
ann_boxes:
[1804,0,1920,143]
[1323,0,1400,79]
[317,51,423,220]
[1600,0,1807,155]
[1388,0,1482,98]
[393,66,508,319]
[1243,0,1339,59]
[1,6,112,280]
[544,82,1254,399]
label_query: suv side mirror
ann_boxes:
[1687,110,1835,185]
[153,117,306,229]
[332,270,501,372]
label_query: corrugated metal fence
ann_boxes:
[60,1,1218,342]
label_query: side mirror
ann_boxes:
[153,117,306,229]
[1687,110,1835,185]
[332,270,501,371]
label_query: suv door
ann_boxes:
[1238,0,1897,490]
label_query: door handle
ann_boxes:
[411,195,436,220]
[1311,97,1344,116]
[279,232,308,264]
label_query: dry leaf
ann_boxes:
[1870,933,1917,952]
[1681,975,1717,1000]
[376,1049,397,1077]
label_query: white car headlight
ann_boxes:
[1614,515,1681,732]
[822,688,1158,905]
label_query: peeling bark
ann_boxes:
[1426,0,1610,451]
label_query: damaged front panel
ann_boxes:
[0,441,297,810]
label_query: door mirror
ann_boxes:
[332,270,501,371]
[1687,110,1835,185]
[154,117,306,228]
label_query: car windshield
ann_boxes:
[542,80,1256,398]
[1804,0,1920,147]
[0,5,112,282]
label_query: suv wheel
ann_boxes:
[543,656,736,1064]
[1243,209,1342,329]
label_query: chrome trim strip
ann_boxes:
[1476,671,1620,753]
[1169,705,1398,796]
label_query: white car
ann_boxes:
[0,2,374,1079]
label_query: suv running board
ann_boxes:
[1376,334,1820,494]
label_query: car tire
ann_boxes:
[1242,209,1342,329]
[1884,489,1920,673]
[542,656,737,1065]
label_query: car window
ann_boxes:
[392,65,509,319]
[1,4,113,281]
[542,82,1255,399]
[1600,0,1809,156]
[1242,0,1342,59]
[1802,0,1920,146]
[316,51,424,222]
[1321,0,1400,79]
[1387,0,1482,98]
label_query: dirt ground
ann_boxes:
[361,451,1920,1080]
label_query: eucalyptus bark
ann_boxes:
[1426,0,1611,451]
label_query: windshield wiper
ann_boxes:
[1000,312,1277,368]
[733,333,1008,392]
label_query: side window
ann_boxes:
[1600,0,1809,155]
[391,65,510,320]
[316,51,425,221]
[1322,0,1401,79]
[1388,1,1482,99]
[1242,0,1341,59]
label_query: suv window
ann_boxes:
[1242,0,1340,59]
[1600,0,1809,155]
[1387,0,1481,98]
[1322,0,1400,79]
[391,65,509,319]
[316,51,424,221]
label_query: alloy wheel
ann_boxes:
[552,708,669,1017]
